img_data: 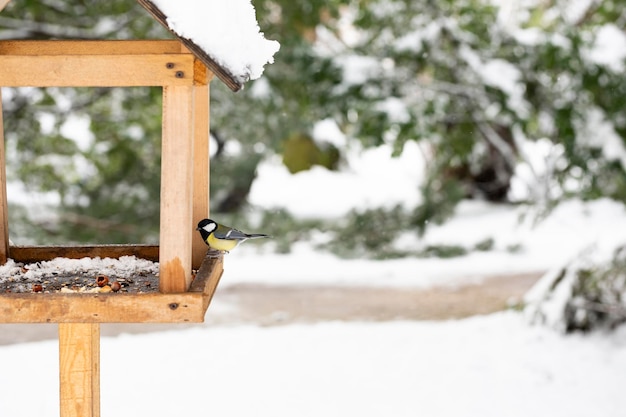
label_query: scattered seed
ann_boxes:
[96,275,109,287]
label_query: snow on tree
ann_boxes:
[526,242,626,332]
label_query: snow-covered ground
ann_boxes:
[2,312,626,417]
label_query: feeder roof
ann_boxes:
[139,0,279,92]
[0,0,280,92]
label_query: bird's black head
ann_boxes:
[196,218,217,242]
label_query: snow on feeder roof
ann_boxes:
[139,0,280,91]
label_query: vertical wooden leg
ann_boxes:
[160,85,194,293]
[59,323,100,417]
[0,89,9,264]
[192,84,210,269]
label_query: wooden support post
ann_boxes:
[59,323,100,417]
[0,89,9,264]
[192,84,210,269]
[160,85,194,293]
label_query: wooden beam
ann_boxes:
[2,292,206,323]
[190,251,224,311]
[0,54,199,87]
[192,83,210,269]
[59,323,100,417]
[0,40,184,55]
[9,244,159,263]
[0,89,8,264]
[0,252,223,323]
[159,86,195,293]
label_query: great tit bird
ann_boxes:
[196,218,269,252]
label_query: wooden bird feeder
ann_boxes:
[0,1,262,416]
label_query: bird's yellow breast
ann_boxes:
[207,234,240,252]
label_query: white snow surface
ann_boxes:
[3,312,626,417]
[0,255,158,284]
[152,0,280,83]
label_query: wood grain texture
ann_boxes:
[192,84,210,269]
[193,58,214,86]
[0,89,8,264]
[59,323,100,417]
[160,86,195,293]
[136,0,243,91]
[1,292,205,323]
[0,252,223,323]
[9,244,159,263]
[190,252,224,311]
[0,54,196,87]
[0,40,184,55]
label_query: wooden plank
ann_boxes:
[0,89,7,264]
[192,84,210,269]
[190,252,224,311]
[159,85,195,292]
[0,292,205,323]
[137,0,243,92]
[9,244,159,263]
[0,40,184,55]
[59,323,100,417]
[0,253,223,323]
[189,252,223,295]
[0,54,198,87]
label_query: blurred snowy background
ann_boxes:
[1,0,626,415]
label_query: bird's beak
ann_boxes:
[195,226,201,231]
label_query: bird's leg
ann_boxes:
[206,249,223,258]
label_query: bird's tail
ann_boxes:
[246,233,270,239]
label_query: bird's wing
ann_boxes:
[214,226,250,240]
